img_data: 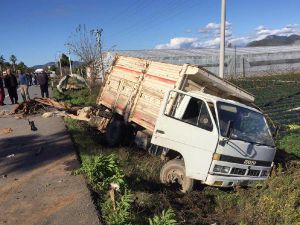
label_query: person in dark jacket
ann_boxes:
[4,69,18,104]
[0,72,5,105]
[36,70,49,98]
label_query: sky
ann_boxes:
[0,0,299,66]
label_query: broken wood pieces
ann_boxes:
[0,128,13,135]
[11,98,77,115]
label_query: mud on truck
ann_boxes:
[96,56,276,193]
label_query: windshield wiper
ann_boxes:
[230,136,274,147]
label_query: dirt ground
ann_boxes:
[0,116,101,225]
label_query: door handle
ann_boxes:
[156,130,165,134]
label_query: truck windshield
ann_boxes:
[217,102,275,147]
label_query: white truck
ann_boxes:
[97,56,276,192]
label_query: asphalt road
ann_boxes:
[0,91,101,225]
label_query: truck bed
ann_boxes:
[97,56,254,132]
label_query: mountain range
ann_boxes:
[31,61,83,70]
[247,34,300,47]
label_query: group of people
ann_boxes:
[0,68,49,106]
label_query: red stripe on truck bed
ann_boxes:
[114,66,143,75]
[113,66,176,85]
[144,73,176,85]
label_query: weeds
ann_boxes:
[53,87,97,106]
[238,165,300,225]
[149,209,178,225]
[102,190,135,225]
[79,154,125,192]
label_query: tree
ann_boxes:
[60,53,70,67]
[0,55,4,73]
[16,61,27,73]
[65,24,104,80]
[49,65,58,74]
[10,54,17,72]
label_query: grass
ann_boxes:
[59,73,300,225]
[278,129,300,157]
[53,88,97,106]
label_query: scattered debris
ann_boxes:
[0,110,11,117]
[0,128,13,135]
[42,111,67,118]
[6,154,15,158]
[9,97,113,132]
[11,98,78,115]
[68,107,92,121]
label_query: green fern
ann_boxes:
[149,209,178,225]
[80,154,125,192]
[102,190,134,225]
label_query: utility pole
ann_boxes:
[242,57,246,78]
[95,28,105,79]
[57,52,63,77]
[219,0,226,78]
[234,45,237,77]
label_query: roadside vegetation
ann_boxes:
[57,73,300,225]
[53,76,98,106]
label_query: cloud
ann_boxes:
[155,22,300,49]
[155,37,199,49]
[200,21,231,33]
[286,24,299,28]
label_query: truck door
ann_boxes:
[151,90,219,181]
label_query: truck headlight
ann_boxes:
[213,165,230,174]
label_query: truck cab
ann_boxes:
[151,89,276,192]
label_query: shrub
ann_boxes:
[80,154,125,192]
[149,209,178,225]
[102,190,134,225]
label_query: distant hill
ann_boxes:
[247,34,300,47]
[31,61,83,70]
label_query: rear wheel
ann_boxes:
[105,120,125,147]
[160,159,194,193]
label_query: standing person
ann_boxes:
[0,72,5,105]
[36,69,49,98]
[18,70,30,102]
[26,73,32,86]
[4,68,18,104]
[33,73,38,85]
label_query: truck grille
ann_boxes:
[247,169,260,177]
[230,167,246,175]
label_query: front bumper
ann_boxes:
[204,160,273,187]
[204,174,266,187]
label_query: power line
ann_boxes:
[110,0,202,40]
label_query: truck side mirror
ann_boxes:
[225,120,234,138]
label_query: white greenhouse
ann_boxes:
[107,45,300,78]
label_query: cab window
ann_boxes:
[165,92,213,131]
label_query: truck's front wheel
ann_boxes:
[160,159,194,193]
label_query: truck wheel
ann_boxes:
[160,159,194,193]
[105,120,125,147]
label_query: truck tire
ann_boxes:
[160,159,194,193]
[105,120,125,147]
